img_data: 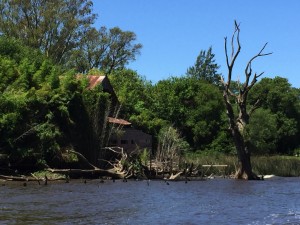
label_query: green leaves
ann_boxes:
[0,91,27,139]
[66,26,142,73]
[0,37,74,165]
[249,77,300,154]
[0,0,96,64]
[186,47,221,85]
[156,125,188,162]
[152,76,224,150]
[245,108,278,154]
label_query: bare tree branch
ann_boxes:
[244,43,272,88]
[222,21,272,180]
[224,20,241,93]
[224,37,230,68]
[67,150,99,170]
[249,98,261,116]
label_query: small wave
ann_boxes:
[250,211,300,225]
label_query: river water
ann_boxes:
[0,177,300,225]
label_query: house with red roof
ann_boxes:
[78,74,152,154]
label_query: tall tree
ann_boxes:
[0,36,114,167]
[249,77,300,154]
[108,69,150,119]
[221,21,272,180]
[69,27,142,74]
[186,47,221,85]
[108,69,164,135]
[244,108,278,155]
[0,0,96,64]
[152,76,224,150]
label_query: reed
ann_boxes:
[251,156,300,177]
[183,152,236,176]
[184,152,300,177]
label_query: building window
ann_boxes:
[131,140,135,144]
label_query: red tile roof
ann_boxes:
[87,75,106,89]
[76,74,106,89]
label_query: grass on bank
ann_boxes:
[184,152,300,177]
[32,170,65,180]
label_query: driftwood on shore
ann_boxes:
[0,175,39,182]
[0,174,64,182]
[168,172,183,180]
[47,147,134,179]
[46,168,128,179]
[0,147,231,182]
[0,148,132,181]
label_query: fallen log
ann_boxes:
[0,174,66,182]
[0,175,36,181]
[168,171,183,180]
[54,148,132,179]
[66,150,98,170]
[46,168,130,179]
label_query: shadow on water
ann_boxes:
[1,177,300,225]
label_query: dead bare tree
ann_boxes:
[221,21,272,180]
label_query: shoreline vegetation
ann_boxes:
[0,2,299,182]
[1,153,300,185]
[184,153,300,177]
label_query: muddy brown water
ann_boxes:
[1,177,300,224]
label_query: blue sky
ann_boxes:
[92,1,300,88]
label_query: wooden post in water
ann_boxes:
[149,150,152,179]
[170,158,173,176]
[185,162,188,183]
[162,161,165,179]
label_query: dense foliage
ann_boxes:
[0,1,299,172]
[247,77,300,155]
[0,37,111,169]
[0,0,141,72]
[186,47,221,85]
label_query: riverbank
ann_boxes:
[184,153,300,177]
[1,154,300,183]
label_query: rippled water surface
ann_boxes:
[1,177,300,224]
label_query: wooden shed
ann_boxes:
[108,117,152,153]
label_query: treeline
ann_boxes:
[109,65,300,156]
[109,47,300,156]
[0,1,300,172]
[0,36,115,169]
[0,0,141,170]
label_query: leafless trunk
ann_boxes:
[221,21,272,180]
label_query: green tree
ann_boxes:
[152,76,224,150]
[186,47,221,85]
[0,35,131,169]
[69,27,142,74]
[108,69,158,127]
[244,108,278,155]
[249,77,300,154]
[0,37,68,167]
[0,0,96,64]
[109,69,167,150]
[156,125,188,165]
